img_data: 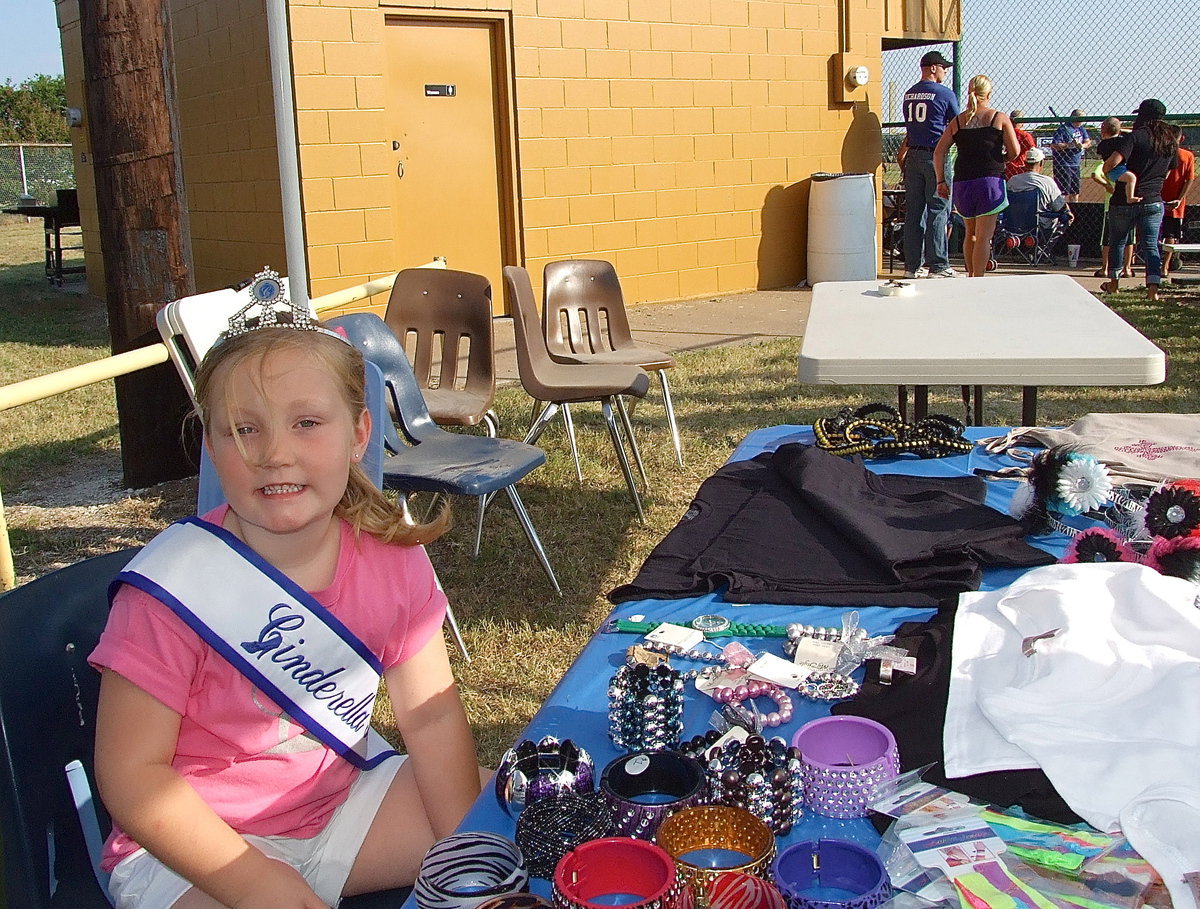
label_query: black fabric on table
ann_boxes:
[609,444,1054,607]
[833,613,1082,825]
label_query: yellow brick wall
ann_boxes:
[59,0,885,309]
[510,0,885,303]
[171,0,286,292]
[289,0,395,302]
[54,0,105,300]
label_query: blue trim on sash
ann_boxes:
[110,517,396,771]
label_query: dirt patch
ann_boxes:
[6,452,198,585]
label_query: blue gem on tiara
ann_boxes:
[223,267,321,339]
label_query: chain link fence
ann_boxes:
[881,0,1200,271]
[0,143,75,209]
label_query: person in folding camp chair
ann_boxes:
[89,278,482,909]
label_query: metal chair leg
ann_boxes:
[503,485,562,595]
[473,494,486,558]
[482,410,499,438]
[523,401,561,448]
[560,403,583,484]
[658,369,683,467]
[602,397,645,521]
[614,394,648,489]
[444,605,471,662]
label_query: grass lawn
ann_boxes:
[2,215,1199,764]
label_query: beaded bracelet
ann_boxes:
[514,792,612,878]
[796,671,861,702]
[413,831,530,909]
[813,403,972,460]
[679,733,804,834]
[494,735,595,816]
[771,839,892,909]
[608,662,684,752]
[552,838,685,909]
[655,805,776,905]
[791,716,899,818]
[712,679,795,728]
[600,750,709,839]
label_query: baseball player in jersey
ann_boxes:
[901,50,961,278]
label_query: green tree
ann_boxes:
[0,74,68,142]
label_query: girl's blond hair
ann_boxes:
[193,326,448,547]
[964,74,993,119]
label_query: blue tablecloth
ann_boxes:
[402,426,1065,904]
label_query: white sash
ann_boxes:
[112,517,397,770]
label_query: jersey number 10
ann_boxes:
[904,100,929,123]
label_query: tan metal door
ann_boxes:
[385,17,510,313]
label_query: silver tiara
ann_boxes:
[221,267,321,339]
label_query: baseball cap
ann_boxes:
[920,51,953,68]
[1133,99,1167,120]
[1025,147,1045,164]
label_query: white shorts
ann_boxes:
[107,756,405,909]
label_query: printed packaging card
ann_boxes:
[896,817,1008,880]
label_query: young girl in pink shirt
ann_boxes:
[91,320,481,909]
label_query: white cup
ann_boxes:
[1068,244,1081,267]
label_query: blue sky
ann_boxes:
[883,0,1198,127]
[2,1,63,84]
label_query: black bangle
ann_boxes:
[600,750,709,839]
[514,791,612,878]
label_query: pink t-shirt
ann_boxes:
[88,506,448,870]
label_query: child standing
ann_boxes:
[91,312,481,909]
[1098,116,1141,202]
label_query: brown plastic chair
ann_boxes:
[542,259,683,466]
[504,265,651,520]
[383,267,498,436]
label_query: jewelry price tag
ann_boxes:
[695,667,748,697]
[626,644,669,668]
[790,637,842,671]
[644,622,705,651]
[747,652,810,689]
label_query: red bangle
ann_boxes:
[553,838,683,909]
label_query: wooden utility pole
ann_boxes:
[80,0,198,488]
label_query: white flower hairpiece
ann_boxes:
[1053,454,1113,516]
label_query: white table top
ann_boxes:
[798,274,1166,386]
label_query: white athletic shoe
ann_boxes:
[930,267,960,278]
[903,267,930,279]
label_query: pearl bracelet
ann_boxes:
[712,679,795,728]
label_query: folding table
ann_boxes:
[797,274,1166,425]
[400,426,1067,906]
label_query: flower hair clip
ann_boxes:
[1061,525,1200,584]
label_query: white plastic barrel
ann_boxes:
[807,172,878,285]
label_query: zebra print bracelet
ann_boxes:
[414,831,529,909]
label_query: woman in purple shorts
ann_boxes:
[934,74,1022,276]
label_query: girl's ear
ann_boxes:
[353,407,371,459]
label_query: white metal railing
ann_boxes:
[0,268,426,590]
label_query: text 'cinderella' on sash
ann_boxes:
[241,604,375,733]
